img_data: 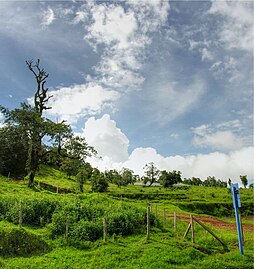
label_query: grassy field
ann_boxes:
[0,166,253,268]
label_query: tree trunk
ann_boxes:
[28,170,35,188]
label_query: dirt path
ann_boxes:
[167,213,254,232]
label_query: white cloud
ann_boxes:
[83,1,170,92]
[86,5,138,50]
[193,130,243,151]
[192,118,252,151]
[41,7,55,28]
[209,1,253,53]
[45,83,120,124]
[82,114,253,183]
[80,114,129,163]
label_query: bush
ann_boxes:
[70,220,103,241]
[0,225,49,256]
[50,200,149,241]
[0,196,60,226]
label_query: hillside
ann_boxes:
[0,166,253,269]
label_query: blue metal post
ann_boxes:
[231,183,244,255]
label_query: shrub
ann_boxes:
[0,196,60,226]
[50,200,149,241]
[0,225,49,256]
[70,220,103,241]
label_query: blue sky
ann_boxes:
[0,1,253,184]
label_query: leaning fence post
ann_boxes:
[19,200,22,227]
[174,212,177,232]
[146,206,151,240]
[103,217,107,242]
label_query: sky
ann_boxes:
[0,0,253,185]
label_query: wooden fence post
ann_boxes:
[183,223,191,239]
[191,215,195,243]
[146,206,150,240]
[56,185,59,194]
[19,200,22,227]
[103,218,107,242]
[155,204,158,218]
[192,217,227,247]
[174,212,177,232]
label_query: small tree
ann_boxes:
[121,168,135,186]
[143,162,160,187]
[76,163,93,192]
[240,175,248,188]
[91,168,108,192]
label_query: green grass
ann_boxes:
[0,166,253,268]
[0,231,253,269]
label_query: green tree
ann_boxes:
[0,125,29,178]
[143,162,160,187]
[61,158,81,179]
[0,60,69,187]
[91,168,108,192]
[240,175,248,188]
[121,168,135,186]
[183,177,202,186]
[109,170,123,188]
[159,170,182,188]
[203,176,217,187]
[63,135,96,161]
[76,163,93,192]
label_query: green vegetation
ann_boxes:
[0,168,253,268]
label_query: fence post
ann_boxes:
[146,206,151,240]
[174,212,177,232]
[191,215,195,243]
[155,204,158,218]
[19,200,22,227]
[103,218,107,242]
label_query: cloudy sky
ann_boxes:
[0,0,253,184]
